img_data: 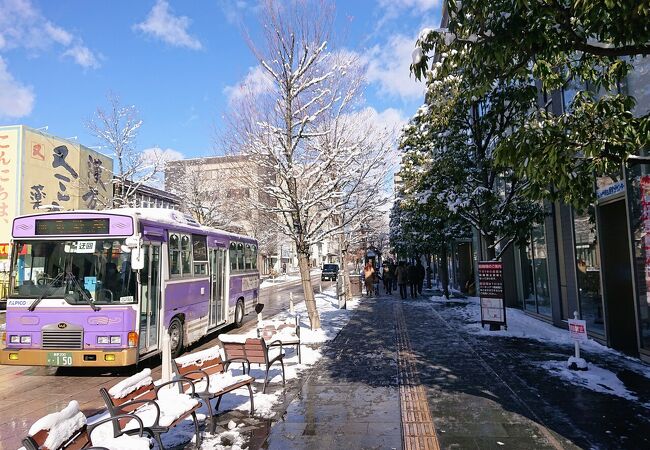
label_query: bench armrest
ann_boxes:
[155,377,197,397]
[88,413,147,440]
[115,398,161,429]
[224,357,251,374]
[174,370,210,394]
[267,339,284,354]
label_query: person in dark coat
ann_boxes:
[382,262,393,295]
[395,261,408,299]
[406,262,418,299]
[415,260,426,295]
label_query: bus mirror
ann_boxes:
[131,247,145,270]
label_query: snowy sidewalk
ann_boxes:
[260,295,402,449]
[257,292,650,449]
[421,295,650,449]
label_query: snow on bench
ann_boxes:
[108,368,152,399]
[174,345,225,368]
[27,401,86,450]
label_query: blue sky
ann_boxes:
[0,0,441,160]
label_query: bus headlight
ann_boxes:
[110,336,121,344]
[10,335,20,344]
[20,335,31,344]
[97,336,110,344]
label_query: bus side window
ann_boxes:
[237,243,244,271]
[244,244,252,270]
[252,245,258,270]
[192,234,208,275]
[181,235,192,277]
[169,233,181,276]
[230,242,238,272]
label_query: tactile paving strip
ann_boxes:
[395,302,440,450]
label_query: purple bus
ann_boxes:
[0,208,259,367]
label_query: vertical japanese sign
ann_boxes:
[640,176,650,312]
[79,146,112,209]
[22,130,113,211]
[0,129,18,242]
[478,261,507,329]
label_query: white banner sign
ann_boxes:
[568,318,588,342]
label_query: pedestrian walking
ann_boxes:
[373,267,381,296]
[407,262,418,299]
[382,262,393,295]
[415,260,425,295]
[395,261,408,299]
[363,261,375,297]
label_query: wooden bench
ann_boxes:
[172,346,255,433]
[22,400,151,450]
[220,335,285,393]
[99,368,202,450]
[258,315,302,363]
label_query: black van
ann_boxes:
[321,263,339,281]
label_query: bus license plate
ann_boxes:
[46,352,73,366]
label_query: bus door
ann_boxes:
[209,247,226,328]
[139,244,161,353]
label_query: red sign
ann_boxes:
[32,143,45,161]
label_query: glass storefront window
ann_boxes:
[573,210,605,334]
[627,164,650,351]
[520,223,551,316]
[625,56,650,117]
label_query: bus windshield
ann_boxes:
[10,239,137,305]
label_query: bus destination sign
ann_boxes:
[35,218,110,236]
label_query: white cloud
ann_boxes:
[63,44,100,69]
[219,0,260,25]
[364,34,426,101]
[223,65,274,104]
[0,0,101,68]
[0,55,34,119]
[378,0,440,12]
[368,106,408,135]
[141,146,185,165]
[377,0,440,25]
[134,0,202,50]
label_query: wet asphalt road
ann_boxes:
[0,273,329,450]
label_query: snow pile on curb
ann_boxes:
[540,360,647,406]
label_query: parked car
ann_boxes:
[321,263,339,281]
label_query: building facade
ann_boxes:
[493,57,650,361]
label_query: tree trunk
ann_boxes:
[426,253,432,289]
[484,235,497,261]
[298,251,321,329]
[440,246,450,299]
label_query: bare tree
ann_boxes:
[85,92,164,208]
[224,0,390,329]
[166,161,237,228]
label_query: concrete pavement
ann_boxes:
[257,292,649,449]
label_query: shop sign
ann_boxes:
[478,261,507,329]
[568,318,588,342]
[596,180,625,200]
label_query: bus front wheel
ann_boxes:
[169,318,184,358]
[234,300,244,328]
